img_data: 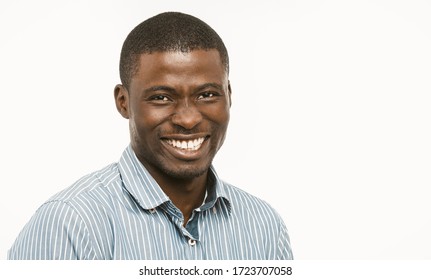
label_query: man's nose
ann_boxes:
[171,103,203,130]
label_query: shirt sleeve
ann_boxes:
[8,200,96,260]
[277,218,294,260]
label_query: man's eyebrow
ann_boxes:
[195,83,224,92]
[143,85,176,94]
[143,83,224,94]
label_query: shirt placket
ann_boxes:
[161,202,201,259]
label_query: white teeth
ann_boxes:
[166,137,205,151]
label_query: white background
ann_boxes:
[1,0,430,260]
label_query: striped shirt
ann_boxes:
[8,145,293,260]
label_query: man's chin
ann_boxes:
[163,165,209,180]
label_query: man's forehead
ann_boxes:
[129,49,228,88]
[134,49,226,75]
[137,49,223,62]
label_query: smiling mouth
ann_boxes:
[164,137,206,151]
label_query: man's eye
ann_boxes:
[198,92,218,99]
[150,95,170,102]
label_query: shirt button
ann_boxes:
[188,239,196,246]
[149,208,156,214]
[212,207,217,214]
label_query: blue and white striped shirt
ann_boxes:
[8,146,293,260]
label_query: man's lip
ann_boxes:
[160,133,210,141]
[161,135,209,160]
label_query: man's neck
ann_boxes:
[151,170,209,225]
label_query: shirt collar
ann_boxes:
[118,145,231,212]
[201,166,230,212]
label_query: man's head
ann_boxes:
[114,12,231,182]
[119,12,229,90]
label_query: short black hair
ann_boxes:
[119,12,229,89]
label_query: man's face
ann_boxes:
[115,50,231,180]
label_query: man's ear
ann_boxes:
[228,81,232,108]
[114,84,130,119]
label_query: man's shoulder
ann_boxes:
[47,162,121,204]
[219,180,282,220]
[220,180,271,205]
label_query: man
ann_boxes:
[9,12,293,260]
